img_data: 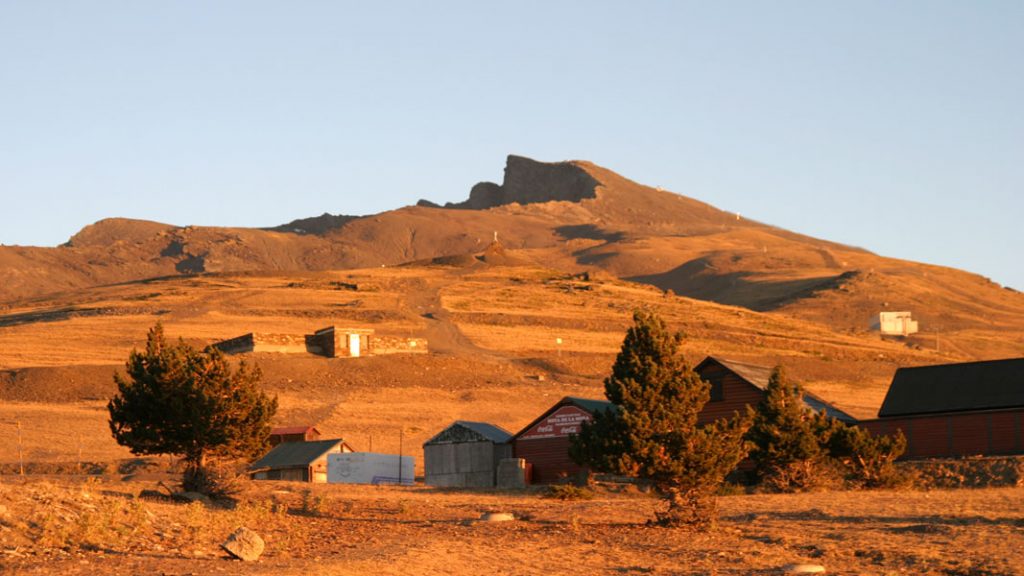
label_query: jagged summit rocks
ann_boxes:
[444,155,600,209]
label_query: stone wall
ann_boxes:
[213,333,256,354]
[214,329,425,358]
[373,336,428,355]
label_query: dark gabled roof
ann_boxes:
[423,420,513,446]
[250,439,345,470]
[564,396,618,416]
[697,356,857,423]
[512,396,617,440]
[878,358,1024,417]
[702,357,774,390]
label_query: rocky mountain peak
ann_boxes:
[443,155,600,210]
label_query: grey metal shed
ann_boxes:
[250,438,353,483]
[423,421,513,488]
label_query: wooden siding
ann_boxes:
[858,408,1024,459]
[513,366,773,484]
[697,362,765,424]
[514,436,586,484]
[269,431,320,446]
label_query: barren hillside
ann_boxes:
[2,155,1020,362]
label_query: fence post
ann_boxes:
[17,421,24,476]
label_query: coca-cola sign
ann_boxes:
[519,405,592,440]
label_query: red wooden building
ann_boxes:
[857,358,1024,458]
[512,396,615,484]
[695,356,856,424]
[269,425,322,447]
[512,357,854,484]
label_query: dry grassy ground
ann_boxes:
[1,477,1022,575]
[0,264,1010,473]
[1,262,1022,575]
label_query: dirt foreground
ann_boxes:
[1,477,1022,575]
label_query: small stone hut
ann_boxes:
[306,326,375,358]
[423,421,513,487]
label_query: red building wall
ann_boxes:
[696,363,766,425]
[513,405,593,484]
[858,408,1024,459]
[512,363,772,484]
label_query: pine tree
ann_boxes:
[746,366,824,491]
[571,310,750,528]
[108,323,278,493]
[818,416,907,488]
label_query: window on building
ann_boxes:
[709,379,724,402]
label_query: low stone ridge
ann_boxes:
[221,526,265,561]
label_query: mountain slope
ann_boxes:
[1,154,1021,360]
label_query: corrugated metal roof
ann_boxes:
[700,356,857,423]
[878,358,1024,417]
[801,392,857,423]
[270,425,319,436]
[424,420,513,445]
[250,439,344,470]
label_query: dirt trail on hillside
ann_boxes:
[403,273,510,362]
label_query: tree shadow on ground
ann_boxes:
[724,509,1024,529]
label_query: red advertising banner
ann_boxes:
[519,405,592,440]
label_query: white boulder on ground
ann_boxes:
[221,527,265,561]
[782,564,826,574]
[479,512,515,522]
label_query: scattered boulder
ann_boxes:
[479,512,515,523]
[221,527,265,561]
[174,491,213,506]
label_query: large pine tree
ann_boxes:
[108,324,278,493]
[571,311,750,528]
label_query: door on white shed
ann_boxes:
[349,333,361,357]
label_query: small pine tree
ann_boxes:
[746,366,825,491]
[820,418,907,488]
[108,324,278,493]
[571,311,750,529]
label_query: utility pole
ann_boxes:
[398,428,404,485]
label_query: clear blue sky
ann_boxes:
[1,1,1021,289]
